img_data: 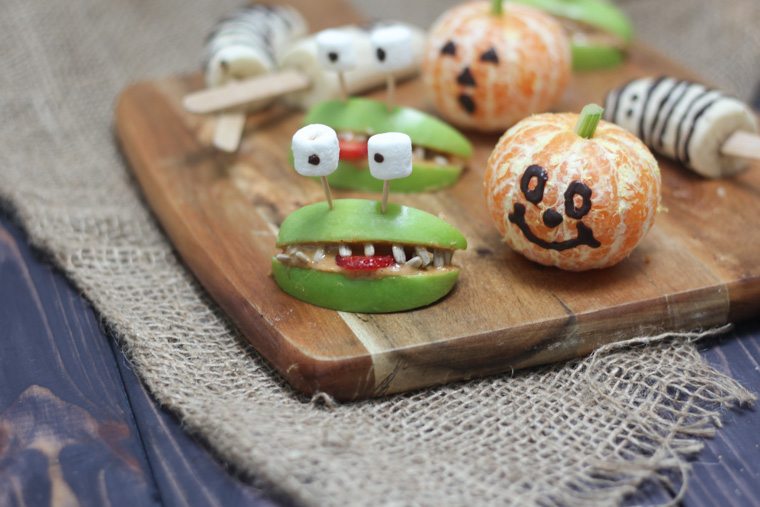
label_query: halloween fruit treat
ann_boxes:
[511,0,633,70]
[198,4,307,151]
[302,98,472,192]
[203,5,307,89]
[604,77,760,178]
[422,0,571,132]
[276,125,467,312]
[484,104,661,271]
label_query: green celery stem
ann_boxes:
[491,0,503,16]
[575,104,605,139]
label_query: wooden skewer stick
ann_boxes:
[337,72,349,101]
[183,69,311,115]
[321,176,334,210]
[381,180,390,213]
[385,75,396,112]
[720,130,760,161]
[213,111,247,152]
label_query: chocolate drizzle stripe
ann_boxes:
[673,88,713,164]
[681,96,721,164]
[646,78,682,145]
[637,76,667,141]
[655,81,693,149]
[609,78,638,125]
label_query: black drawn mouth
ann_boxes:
[508,203,601,251]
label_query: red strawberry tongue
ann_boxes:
[336,255,395,271]
[338,138,368,161]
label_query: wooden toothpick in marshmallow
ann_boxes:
[292,124,340,209]
[368,132,413,213]
[370,25,414,111]
[316,29,356,101]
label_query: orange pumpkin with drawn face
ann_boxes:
[484,111,661,271]
[422,1,571,132]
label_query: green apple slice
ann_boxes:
[272,199,467,313]
[511,0,633,71]
[301,98,473,192]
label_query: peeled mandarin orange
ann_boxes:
[422,1,571,132]
[484,108,661,271]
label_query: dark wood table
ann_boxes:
[1,212,757,506]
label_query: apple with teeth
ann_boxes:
[510,0,633,70]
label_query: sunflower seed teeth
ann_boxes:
[413,146,425,159]
[415,247,432,266]
[275,253,291,262]
[444,251,453,264]
[294,251,311,264]
[434,155,449,166]
[405,256,423,269]
[392,245,406,263]
[364,243,375,256]
[339,244,352,257]
[313,247,325,263]
[433,250,445,268]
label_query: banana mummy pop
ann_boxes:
[201,4,307,151]
[604,77,760,178]
[203,4,307,88]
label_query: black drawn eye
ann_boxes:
[480,47,499,64]
[564,181,592,219]
[441,40,456,56]
[520,165,548,204]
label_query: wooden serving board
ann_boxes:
[115,0,760,400]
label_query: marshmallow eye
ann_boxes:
[291,124,340,177]
[367,133,413,181]
[315,29,356,71]
[370,26,414,71]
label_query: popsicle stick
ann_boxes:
[720,130,760,161]
[183,69,311,114]
[212,112,246,152]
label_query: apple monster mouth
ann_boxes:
[508,203,600,251]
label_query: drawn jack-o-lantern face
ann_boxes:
[484,112,661,271]
[422,2,572,132]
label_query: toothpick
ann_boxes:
[720,130,760,161]
[338,72,349,101]
[321,176,334,210]
[386,75,396,112]
[381,180,390,213]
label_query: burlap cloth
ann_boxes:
[1,0,757,505]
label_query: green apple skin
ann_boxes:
[511,0,633,71]
[302,98,472,192]
[272,261,460,313]
[273,198,467,313]
[277,199,467,251]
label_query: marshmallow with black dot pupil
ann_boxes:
[370,25,414,71]
[279,22,425,109]
[368,133,413,180]
[316,29,356,72]
[292,124,340,177]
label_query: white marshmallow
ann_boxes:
[292,124,340,177]
[368,133,413,180]
[316,29,356,72]
[370,25,414,72]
